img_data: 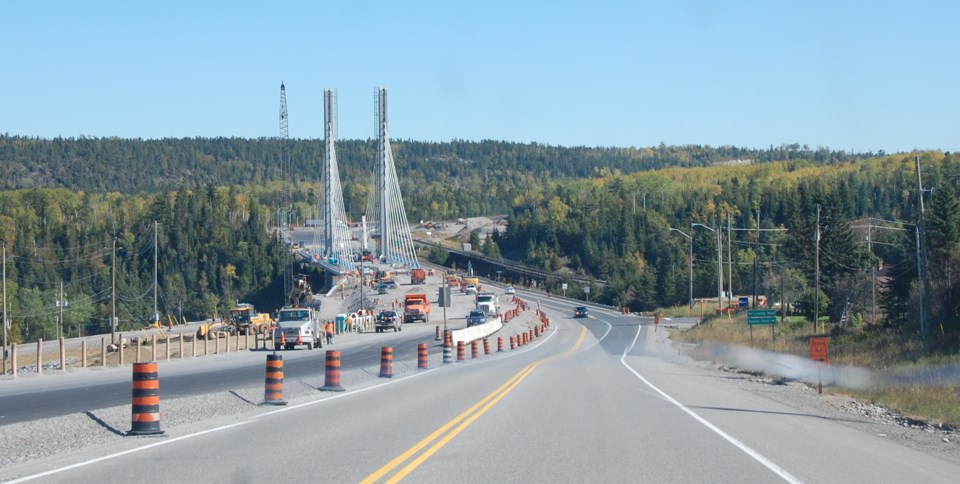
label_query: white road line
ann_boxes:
[7,421,250,483]
[619,325,803,484]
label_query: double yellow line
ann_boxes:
[361,325,588,484]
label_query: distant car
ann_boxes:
[375,310,401,333]
[464,284,477,295]
[504,286,516,295]
[466,309,487,327]
[382,280,398,289]
[574,306,589,318]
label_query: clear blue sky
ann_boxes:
[2,1,957,153]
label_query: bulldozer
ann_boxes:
[228,303,275,335]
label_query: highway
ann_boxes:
[2,295,958,482]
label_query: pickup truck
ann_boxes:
[274,308,323,350]
[466,309,487,327]
[376,310,401,332]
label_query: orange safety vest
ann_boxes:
[325,322,334,333]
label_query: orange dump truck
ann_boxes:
[403,293,432,324]
[410,268,427,285]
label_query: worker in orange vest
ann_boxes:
[325,320,335,345]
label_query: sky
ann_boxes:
[2,0,957,153]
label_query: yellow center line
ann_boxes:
[362,325,588,484]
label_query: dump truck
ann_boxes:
[403,293,432,324]
[410,268,427,285]
[229,303,275,335]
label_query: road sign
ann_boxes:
[747,309,777,325]
[810,337,829,365]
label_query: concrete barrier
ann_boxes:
[451,317,503,346]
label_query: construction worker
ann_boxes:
[325,320,335,345]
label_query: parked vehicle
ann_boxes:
[466,309,487,327]
[376,310,401,332]
[274,307,323,350]
[379,279,398,290]
[403,293,432,324]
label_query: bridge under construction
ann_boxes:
[279,84,420,275]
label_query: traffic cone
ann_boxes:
[128,362,164,436]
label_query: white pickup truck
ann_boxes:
[274,307,323,350]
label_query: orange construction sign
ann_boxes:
[809,337,829,365]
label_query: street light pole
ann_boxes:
[693,223,722,313]
[669,228,693,309]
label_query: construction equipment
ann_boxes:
[196,316,232,339]
[403,294,432,324]
[410,268,427,285]
[289,274,320,309]
[229,303,275,335]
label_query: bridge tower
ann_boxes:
[373,88,419,268]
[322,89,353,269]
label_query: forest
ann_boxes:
[0,135,957,346]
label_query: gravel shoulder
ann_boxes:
[656,325,960,463]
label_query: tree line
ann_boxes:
[498,151,960,342]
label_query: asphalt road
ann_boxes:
[0,271,490,424]
[3,298,958,483]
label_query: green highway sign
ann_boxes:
[748,316,777,325]
[748,309,777,317]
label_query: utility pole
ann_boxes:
[3,243,7,375]
[717,226,723,313]
[868,225,875,326]
[111,238,117,343]
[153,221,159,325]
[814,204,821,333]
[727,211,733,309]
[916,226,925,337]
[753,206,760,309]
[58,280,65,339]
[916,154,928,338]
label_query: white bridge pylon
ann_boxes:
[371,88,419,269]
[322,89,354,271]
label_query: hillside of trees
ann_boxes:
[0,135,956,346]
[1,135,871,221]
[498,151,960,341]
